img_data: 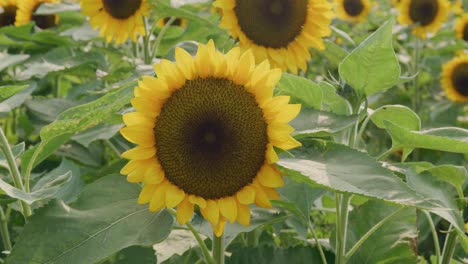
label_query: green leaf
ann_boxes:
[291,109,359,137]
[22,81,135,175]
[0,142,24,169]
[102,246,157,264]
[5,175,173,264]
[0,53,29,72]
[277,139,464,231]
[0,85,28,102]
[72,124,123,147]
[342,200,418,264]
[276,73,323,109]
[339,18,400,96]
[0,85,35,115]
[370,105,420,131]
[227,245,326,264]
[319,82,351,115]
[323,40,349,67]
[384,122,468,155]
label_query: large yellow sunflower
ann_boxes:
[213,0,333,74]
[120,40,301,236]
[455,13,468,41]
[336,0,372,22]
[15,0,58,29]
[0,0,18,27]
[80,0,150,44]
[441,54,468,102]
[397,0,450,39]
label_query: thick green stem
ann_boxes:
[441,227,457,264]
[151,17,176,62]
[0,207,12,251]
[308,221,328,264]
[423,211,441,264]
[0,128,32,218]
[345,208,404,261]
[412,37,420,113]
[143,20,151,65]
[213,233,225,264]
[166,209,215,264]
[335,194,351,264]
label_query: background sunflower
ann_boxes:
[455,13,468,41]
[156,17,188,29]
[441,54,468,102]
[120,41,301,236]
[0,0,18,27]
[15,0,58,29]
[336,0,372,22]
[397,0,450,38]
[80,0,150,44]
[214,0,333,74]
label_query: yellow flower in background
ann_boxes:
[214,0,333,74]
[15,0,58,29]
[452,0,463,15]
[120,40,301,236]
[0,0,18,27]
[156,17,188,29]
[80,0,150,44]
[397,0,450,39]
[392,0,402,7]
[441,54,468,102]
[455,13,468,41]
[336,0,372,22]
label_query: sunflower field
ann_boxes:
[0,0,468,263]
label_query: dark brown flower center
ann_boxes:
[0,5,17,27]
[102,0,142,19]
[343,0,364,17]
[163,17,185,27]
[451,62,468,96]
[463,23,468,41]
[154,77,269,199]
[32,4,56,29]
[234,0,308,48]
[409,0,439,26]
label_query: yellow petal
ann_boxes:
[127,166,146,183]
[175,47,196,80]
[140,76,172,98]
[257,164,284,188]
[165,185,185,208]
[149,182,169,211]
[121,146,156,160]
[253,185,272,208]
[218,197,238,223]
[122,112,154,127]
[120,158,154,175]
[189,195,207,209]
[201,200,220,226]
[120,126,155,146]
[236,203,250,226]
[144,163,165,184]
[263,187,280,200]
[138,184,157,204]
[213,218,227,237]
[236,186,256,204]
[131,97,162,117]
[265,144,279,164]
[177,197,194,225]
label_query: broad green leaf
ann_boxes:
[341,200,417,264]
[339,18,400,96]
[227,245,327,264]
[102,246,157,264]
[32,159,84,204]
[291,109,359,137]
[0,85,28,102]
[370,105,420,131]
[277,139,464,231]
[153,1,219,29]
[323,40,349,67]
[22,81,135,175]
[0,142,24,169]
[276,73,323,109]
[161,247,202,264]
[25,98,76,123]
[384,121,468,155]
[405,170,468,252]
[0,85,35,115]
[35,3,80,14]
[72,124,123,147]
[319,82,351,115]
[0,168,71,205]
[5,175,173,264]
[0,53,29,72]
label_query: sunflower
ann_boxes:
[336,0,372,22]
[0,0,18,27]
[455,13,468,41]
[213,0,333,74]
[156,17,188,29]
[120,40,301,236]
[80,0,150,44]
[452,0,463,15]
[397,0,450,39]
[441,54,468,102]
[15,0,58,29]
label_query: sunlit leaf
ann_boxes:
[276,73,323,109]
[370,105,420,131]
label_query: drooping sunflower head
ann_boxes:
[120,40,301,236]
[0,0,18,27]
[397,0,450,39]
[15,0,58,29]
[156,17,188,29]
[214,0,333,74]
[455,13,468,41]
[336,0,372,22]
[441,54,468,102]
[80,0,150,44]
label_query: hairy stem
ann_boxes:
[0,207,12,251]
[213,233,225,264]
